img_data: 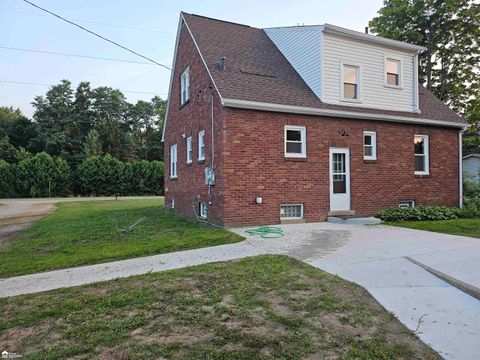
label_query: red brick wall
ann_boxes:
[165,25,460,228]
[164,24,226,225]
[222,108,460,227]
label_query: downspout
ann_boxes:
[459,129,464,208]
[211,93,215,170]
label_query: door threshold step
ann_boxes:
[327,216,382,225]
[328,210,355,217]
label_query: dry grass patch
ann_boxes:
[0,255,439,359]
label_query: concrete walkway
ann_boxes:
[1,221,480,359]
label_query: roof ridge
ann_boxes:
[183,12,252,29]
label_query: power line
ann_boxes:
[21,0,171,70]
[0,8,172,33]
[0,46,155,65]
[0,80,167,96]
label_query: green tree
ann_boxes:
[0,160,16,197]
[16,152,71,197]
[0,107,37,151]
[369,0,480,115]
[0,136,20,163]
[76,154,126,196]
[83,129,103,157]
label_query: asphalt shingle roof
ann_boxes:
[182,13,466,126]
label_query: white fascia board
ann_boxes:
[162,13,224,142]
[323,23,426,53]
[222,98,466,129]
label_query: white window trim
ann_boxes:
[186,136,192,164]
[280,204,304,220]
[399,200,415,208]
[200,202,207,218]
[340,62,361,103]
[198,130,205,161]
[363,131,377,160]
[414,134,429,175]
[384,55,403,89]
[284,125,306,158]
[170,144,177,179]
[180,66,190,105]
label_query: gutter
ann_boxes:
[222,98,466,129]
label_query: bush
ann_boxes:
[16,152,71,197]
[376,205,478,222]
[0,160,16,197]
[76,154,127,196]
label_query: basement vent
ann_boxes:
[399,200,415,208]
[280,204,304,219]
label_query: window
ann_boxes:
[280,204,303,219]
[363,131,377,160]
[414,135,429,175]
[199,202,207,218]
[342,64,359,100]
[186,136,192,163]
[170,144,177,179]
[198,130,205,160]
[180,67,190,105]
[284,126,306,157]
[171,198,175,209]
[386,58,401,87]
[399,200,415,208]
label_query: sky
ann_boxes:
[0,0,383,117]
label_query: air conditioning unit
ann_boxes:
[205,167,215,185]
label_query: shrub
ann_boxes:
[0,160,16,197]
[76,154,127,196]
[377,206,465,222]
[16,152,71,197]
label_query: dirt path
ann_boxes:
[0,201,56,246]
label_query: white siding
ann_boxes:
[323,33,416,112]
[464,156,480,183]
[265,26,323,99]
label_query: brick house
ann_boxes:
[162,13,467,227]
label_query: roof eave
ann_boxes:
[222,98,466,129]
[323,23,426,53]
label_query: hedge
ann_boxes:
[0,153,164,198]
[377,205,480,222]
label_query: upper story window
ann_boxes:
[284,125,306,158]
[170,144,177,179]
[186,136,192,164]
[386,58,401,87]
[342,64,360,101]
[198,130,205,160]
[363,131,377,160]
[414,135,429,175]
[180,67,190,105]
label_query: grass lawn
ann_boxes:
[0,255,438,360]
[0,199,243,277]
[386,218,480,238]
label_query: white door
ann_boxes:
[329,148,350,211]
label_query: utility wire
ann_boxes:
[0,8,172,33]
[0,46,155,65]
[21,0,171,70]
[0,80,167,96]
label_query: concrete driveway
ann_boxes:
[1,214,479,359]
[233,223,480,360]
